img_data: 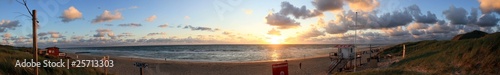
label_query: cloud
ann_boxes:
[377,10,414,28]
[222,31,232,35]
[118,23,142,27]
[407,23,429,30]
[183,25,219,32]
[428,20,457,33]
[468,8,479,24]
[325,20,349,34]
[147,32,167,36]
[278,1,323,19]
[478,0,500,14]
[476,14,500,27]
[383,26,410,36]
[2,33,11,40]
[117,33,134,38]
[93,29,114,38]
[0,20,21,32]
[406,5,438,24]
[267,28,281,36]
[184,16,190,20]
[325,9,414,31]
[2,33,11,44]
[145,15,157,22]
[297,26,324,38]
[345,0,380,12]
[311,0,344,11]
[337,11,380,29]
[409,29,426,35]
[359,32,387,42]
[443,6,468,25]
[38,32,49,36]
[158,24,168,28]
[37,32,61,40]
[47,31,62,38]
[265,13,300,29]
[105,24,113,26]
[60,6,82,23]
[71,36,84,40]
[91,10,123,23]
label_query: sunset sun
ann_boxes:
[268,36,284,44]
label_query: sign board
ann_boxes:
[272,62,288,75]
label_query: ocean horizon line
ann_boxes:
[60,43,393,49]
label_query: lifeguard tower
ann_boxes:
[328,44,356,73]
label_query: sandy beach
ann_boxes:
[65,46,388,75]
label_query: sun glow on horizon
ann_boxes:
[267,36,285,44]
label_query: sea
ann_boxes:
[61,44,385,62]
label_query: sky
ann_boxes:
[0,0,499,48]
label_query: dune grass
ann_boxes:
[357,32,500,74]
[0,45,108,75]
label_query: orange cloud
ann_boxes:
[146,15,157,22]
[479,0,500,14]
[346,0,380,12]
[60,6,82,23]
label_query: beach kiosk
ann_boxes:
[45,47,60,56]
[328,44,355,73]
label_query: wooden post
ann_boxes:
[134,62,147,75]
[32,10,38,75]
[140,68,143,75]
[403,44,406,58]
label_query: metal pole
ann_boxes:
[353,12,357,72]
[32,10,38,75]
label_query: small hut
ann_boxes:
[45,47,60,56]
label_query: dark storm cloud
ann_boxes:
[476,14,500,27]
[377,10,414,28]
[405,5,437,24]
[468,8,479,24]
[311,0,344,11]
[278,1,323,19]
[443,6,468,25]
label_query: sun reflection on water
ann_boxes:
[270,45,281,61]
